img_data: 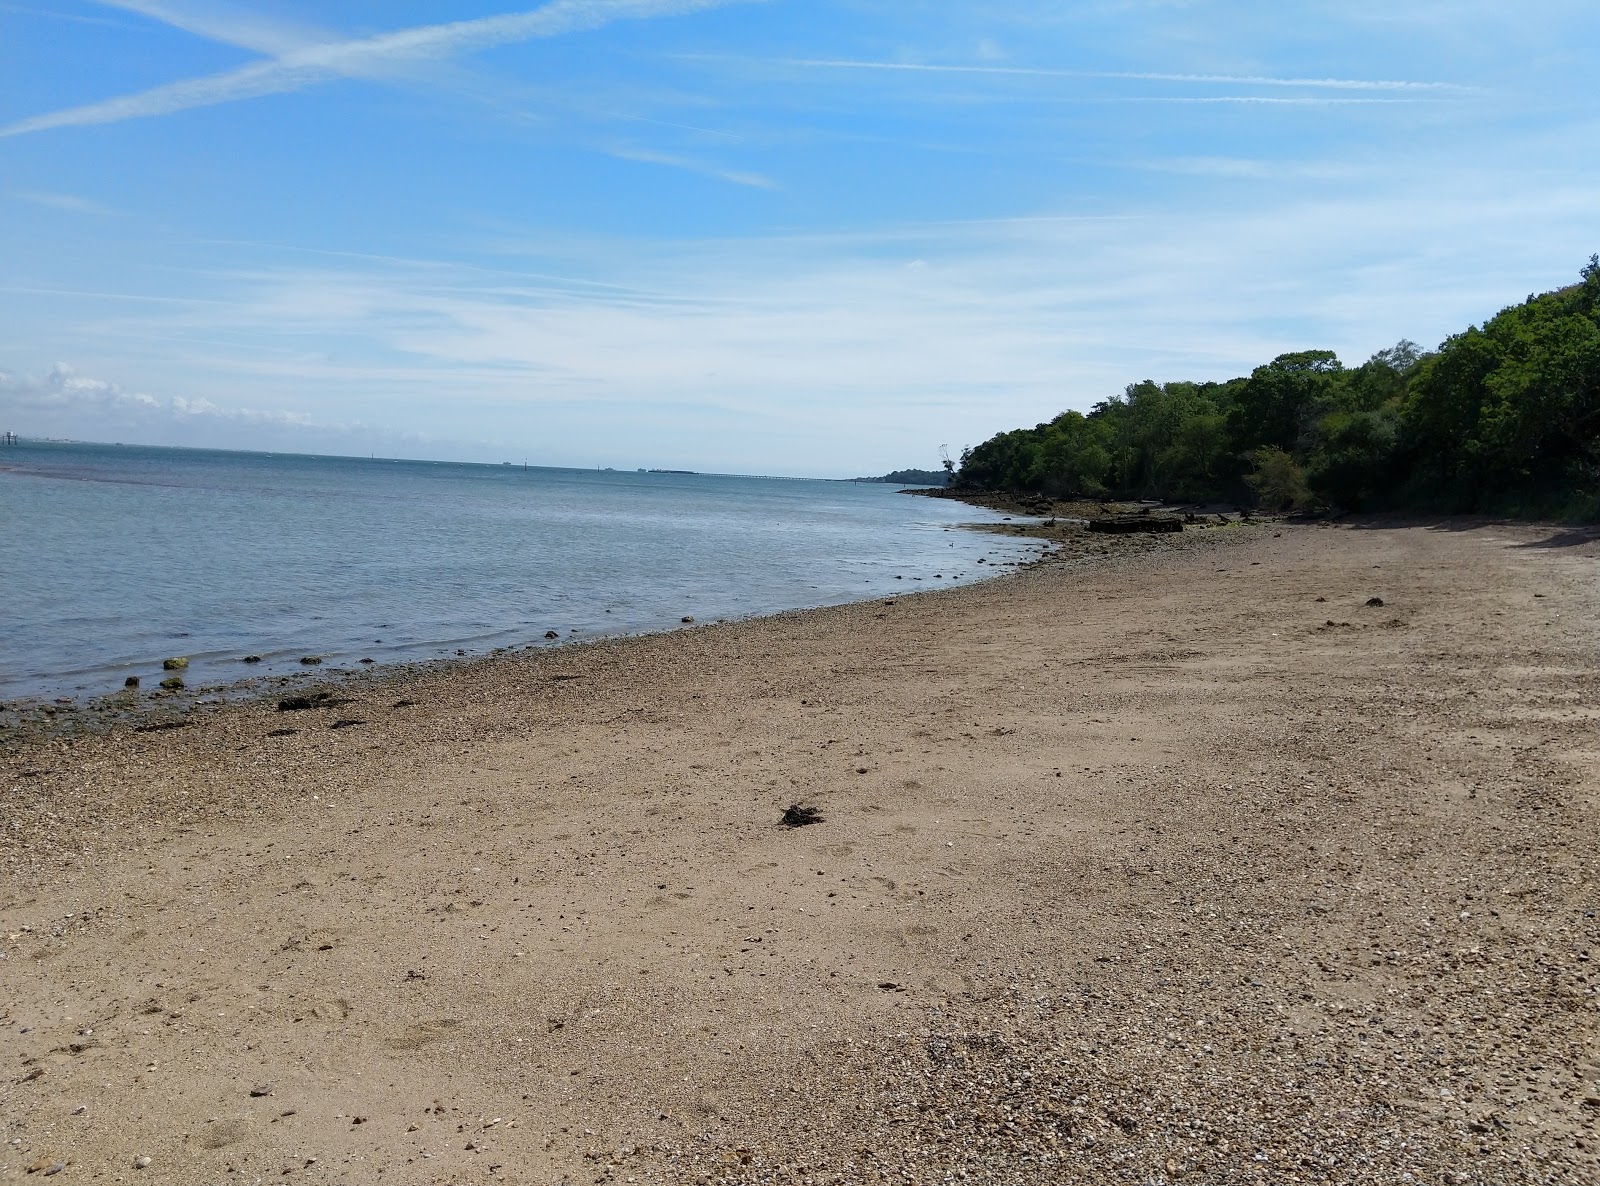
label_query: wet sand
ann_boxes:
[2,518,1597,1184]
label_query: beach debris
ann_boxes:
[124,675,140,688]
[552,674,582,682]
[159,676,185,690]
[877,981,907,993]
[249,1082,274,1097]
[1088,517,1182,535]
[134,719,192,733]
[1366,596,1385,607]
[330,719,366,729]
[133,1156,152,1170]
[780,804,824,828]
[299,656,322,665]
[241,655,263,663]
[265,728,298,738]
[393,700,418,708]
[162,656,188,670]
[544,630,559,639]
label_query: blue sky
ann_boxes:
[1,1,1596,475]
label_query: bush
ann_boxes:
[1246,447,1312,512]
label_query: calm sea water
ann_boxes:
[0,442,1044,705]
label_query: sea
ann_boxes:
[0,441,1047,707]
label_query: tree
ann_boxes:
[1229,350,1343,454]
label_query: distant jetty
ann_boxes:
[641,468,697,475]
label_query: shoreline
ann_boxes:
[0,508,1218,748]
[3,518,1596,1184]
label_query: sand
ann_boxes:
[2,518,1597,1185]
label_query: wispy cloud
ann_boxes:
[0,2,134,27]
[1113,95,1421,106]
[2,0,745,138]
[7,190,118,215]
[609,146,779,189]
[93,0,327,55]
[730,57,1475,93]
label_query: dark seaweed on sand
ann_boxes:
[780,804,824,828]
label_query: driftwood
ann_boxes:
[1087,517,1183,535]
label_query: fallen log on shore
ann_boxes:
[1088,517,1183,534]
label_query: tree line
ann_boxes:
[954,257,1600,519]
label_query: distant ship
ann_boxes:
[642,468,697,475]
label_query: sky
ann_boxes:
[1,1,1596,476]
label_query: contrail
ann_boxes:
[763,57,1474,93]
[4,0,743,137]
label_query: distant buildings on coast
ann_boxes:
[2,430,19,446]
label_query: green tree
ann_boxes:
[1229,350,1343,454]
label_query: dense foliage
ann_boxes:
[956,258,1600,517]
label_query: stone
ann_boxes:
[162,656,188,670]
[134,1156,152,1170]
[241,655,263,663]
[299,656,322,666]
[159,676,185,690]
[124,676,140,688]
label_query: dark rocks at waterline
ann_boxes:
[544,630,560,640]
[241,655,263,664]
[124,676,140,689]
[277,691,352,712]
[159,676,185,690]
[681,616,695,624]
[299,656,323,666]
[162,656,189,670]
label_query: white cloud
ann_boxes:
[0,362,316,427]
[2,0,747,137]
[0,362,422,455]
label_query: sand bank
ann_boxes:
[2,519,1597,1184]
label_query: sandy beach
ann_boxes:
[3,518,1597,1185]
